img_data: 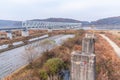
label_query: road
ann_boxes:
[0,35,48,50]
[100,34,120,57]
[0,34,74,79]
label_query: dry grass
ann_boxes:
[10,30,85,80]
[95,34,120,80]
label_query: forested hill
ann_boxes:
[0,20,22,28]
[0,16,120,28]
[91,16,120,25]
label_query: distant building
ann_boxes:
[22,21,82,29]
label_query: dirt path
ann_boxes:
[100,34,120,57]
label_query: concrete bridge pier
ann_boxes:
[71,33,96,80]
[48,29,52,32]
[6,31,12,39]
[21,29,29,37]
[5,31,14,48]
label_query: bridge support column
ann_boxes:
[71,33,96,80]
[21,30,29,37]
[71,52,96,80]
[48,29,52,32]
[6,31,12,39]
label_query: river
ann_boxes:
[0,34,74,80]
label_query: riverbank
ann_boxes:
[0,34,75,79]
[95,34,120,80]
[11,30,85,80]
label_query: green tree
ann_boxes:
[43,58,65,80]
[39,69,48,80]
[44,58,65,75]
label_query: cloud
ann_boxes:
[0,0,120,21]
[7,0,56,5]
[58,0,120,13]
[10,0,39,4]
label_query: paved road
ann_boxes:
[100,34,120,57]
[0,34,74,79]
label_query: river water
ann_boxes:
[0,34,74,79]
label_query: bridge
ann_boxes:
[0,27,29,40]
[0,21,82,39]
[22,20,81,29]
[71,33,96,80]
[0,27,25,31]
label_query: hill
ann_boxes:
[0,18,86,28]
[91,16,120,25]
[0,20,22,28]
[31,18,90,27]
[0,16,120,29]
[31,18,82,23]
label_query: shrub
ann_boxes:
[43,58,65,75]
[39,69,48,80]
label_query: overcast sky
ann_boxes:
[0,0,120,21]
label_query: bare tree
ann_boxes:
[40,39,56,51]
[24,43,38,65]
[23,39,56,66]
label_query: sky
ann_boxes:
[0,0,120,21]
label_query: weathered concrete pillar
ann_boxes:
[21,29,29,37]
[85,33,95,38]
[82,37,95,54]
[48,29,52,32]
[71,51,96,80]
[6,31,12,39]
[71,33,96,80]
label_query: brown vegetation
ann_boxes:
[11,30,85,80]
[95,34,120,80]
[105,33,120,47]
[29,30,48,35]
[49,30,78,36]
[0,32,47,46]
[12,30,22,38]
[0,30,48,45]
